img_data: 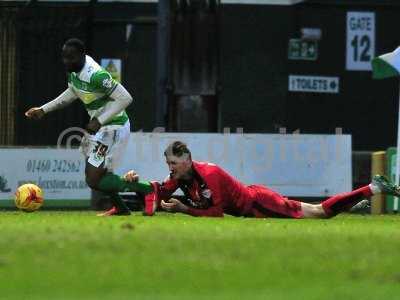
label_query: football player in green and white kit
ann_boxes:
[25,38,152,216]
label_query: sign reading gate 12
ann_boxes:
[346,12,375,71]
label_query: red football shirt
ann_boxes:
[156,161,257,217]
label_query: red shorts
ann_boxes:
[247,185,303,219]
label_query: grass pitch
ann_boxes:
[1,211,400,300]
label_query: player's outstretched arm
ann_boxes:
[26,88,77,120]
[160,198,224,217]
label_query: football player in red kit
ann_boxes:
[124,141,400,218]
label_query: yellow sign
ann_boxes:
[101,58,122,83]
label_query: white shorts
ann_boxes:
[80,121,130,171]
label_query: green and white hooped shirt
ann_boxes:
[68,55,129,126]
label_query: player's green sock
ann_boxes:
[110,193,131,214]
[97,172,153,194]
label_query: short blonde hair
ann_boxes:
[164,141,191,159]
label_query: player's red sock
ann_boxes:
[321,186,373,217]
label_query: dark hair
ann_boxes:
[164,141,191,159]
[64,38,86,54]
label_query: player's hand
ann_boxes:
[124,170,139,182]
[86,118,101,135]
[161,198,188,213]
[25,107,45,120]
